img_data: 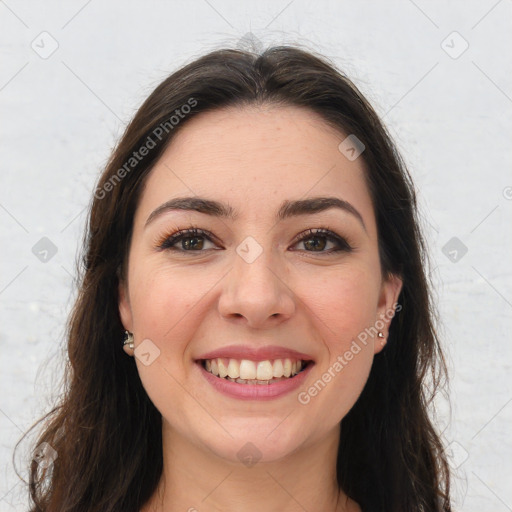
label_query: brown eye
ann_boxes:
[292,228,353,254]
[158,228,217,252]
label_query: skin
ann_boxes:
[119,105,402,512]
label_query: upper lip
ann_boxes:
[196,344,315,362]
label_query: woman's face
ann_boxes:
[119,105,402,463]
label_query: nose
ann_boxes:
[217,243,296,329]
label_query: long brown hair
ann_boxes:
[16,45,451,511]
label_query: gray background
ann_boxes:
[1,1,511,510]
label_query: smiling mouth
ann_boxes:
[199,357,313,385]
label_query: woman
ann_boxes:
[19,46,451,511]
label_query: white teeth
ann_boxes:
[217,359,228,378]
[227,359,240,379]
[272,359,284,378]
[239,360,257,380]
[256,360,273,380]
[203,357,308,382]
[283,358,292,378]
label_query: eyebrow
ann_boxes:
[144,195,367,232]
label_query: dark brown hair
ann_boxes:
[16,45,451,511]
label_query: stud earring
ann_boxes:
[378,331,386,345]
[123,331,134,351]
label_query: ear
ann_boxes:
[374,273,403,355]
[118,276,133,333]
[118,277,135,356]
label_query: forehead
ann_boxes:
[136,105,374,227]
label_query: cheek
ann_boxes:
[127,262,212,429]
[128,259,223,372]
[301,265,380,346]
[130,261,203,335]
[295,266,379,421]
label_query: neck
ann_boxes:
[142,420,355,512]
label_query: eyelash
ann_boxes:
[156,226,354,255]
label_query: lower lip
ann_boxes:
[197,361,314,400]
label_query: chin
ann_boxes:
[200,416,309,465]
